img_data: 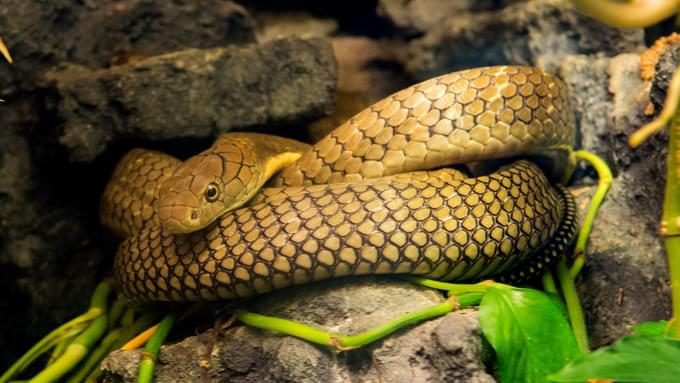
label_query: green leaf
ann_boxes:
[479,287,580,383]
[550,335,680,383]
[630,320,669,337]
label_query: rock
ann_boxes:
[0,126,106,370]
[256,11,338,42]
[402,0,644,80]
[557,55,612,157]
[377,0,512,36]
[0,0,256,97]
[101,278,495,382]
[650,43,680,113]
[559,51,672,348]
[38,37,338,161]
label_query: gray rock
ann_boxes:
[256,11,339,42]
[560,51,672,348]
[650,43,680,113]
[557,55,612,157]
[377,0,511,36]
[0,127,106,370]
[403,0,644,80]
[101,278,495,383]
[0,0,256,97]
[38,37,337,161]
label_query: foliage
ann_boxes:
[479,287,581,383]
[550,334,680,383]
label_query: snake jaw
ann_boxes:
[158,200,200,234]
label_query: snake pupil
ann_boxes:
[205,183,219,202]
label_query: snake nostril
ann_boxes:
[191,210,199,220]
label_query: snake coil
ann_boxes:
[102,66,579,303]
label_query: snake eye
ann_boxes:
[204,183,219,202]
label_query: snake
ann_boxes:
[102,65,579,303]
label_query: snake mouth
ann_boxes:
[159,204,202,234]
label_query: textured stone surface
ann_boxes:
[402,0,644,80]
[650,43,680,112]
[101,278,495,383]
[557,55,612,157]
[0,0,256,97]
[0,126,106,370]
[256,11,338,42]
[562,52,672,347]
[39,37,337,161]
[377,0,513,35]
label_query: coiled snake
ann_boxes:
[102,66,579,303]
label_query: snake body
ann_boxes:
[104,66,578,303]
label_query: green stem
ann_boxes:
[666,237,680,338]
[239,293,482,350]
[84,313,159,383]
[0,316,92,382]
[570,150,613,278]
[542,271,558,295]
[120,307,135,327]
[0,280,113,383]
[239,311,332,345]
[108,298,127,329]
[137,312,177,383]
[663,92,680,338]
[67,328,122,383]
[31,317,108,383]
[47,333,75,366]
[29,280,113,383]
[556,260,589,354]
[406,276,509,295]
[338,293,482,349]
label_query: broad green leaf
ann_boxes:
[550,335,680,382]
[630,320,669,337]
[479,287,580,383]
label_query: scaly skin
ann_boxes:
[101,133,309,237]
[104,65,579,303]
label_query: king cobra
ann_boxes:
[103,66,579,303]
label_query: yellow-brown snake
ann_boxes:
[101,66,579,302]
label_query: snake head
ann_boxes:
[157,153,232,234]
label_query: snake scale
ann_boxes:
[102,66,579,303]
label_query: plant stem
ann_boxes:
[542,271,558,295]
[66,328,122,383]
[29,280,113,383]
[570,150,613,278]
[0,315,93,382]
[556,260,589,354]
[663,93,680,338]
[0,280,112,383]
[406,277,493,294]
[238,311,333,345]
[239,293,482,350]
[137,312,177,383]
[337,293,482,349]
[107,298,127,329]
